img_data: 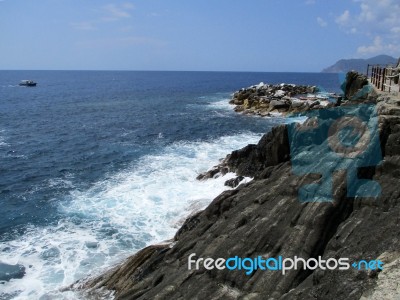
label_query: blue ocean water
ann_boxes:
[0,71,341,298]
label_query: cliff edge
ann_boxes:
[76,71,400,300]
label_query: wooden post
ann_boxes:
[372,67,375,85]
[381,68,386,91]
[376,67,381,90]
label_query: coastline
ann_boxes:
[75,71,400,299]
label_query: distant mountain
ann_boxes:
[322,55,398,74]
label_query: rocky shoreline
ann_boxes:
[74,71,400,299]
[228,82,341,117]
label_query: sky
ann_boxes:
[0,0,399,71]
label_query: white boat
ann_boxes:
[19,80,37,87]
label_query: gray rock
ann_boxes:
[270,100,290,110]
[0,263,26,281]
[342,71,369,100]
[224,176,245,188]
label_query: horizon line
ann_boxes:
[0,69,335,74]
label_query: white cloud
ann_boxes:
[101,3,135,22]
[357,36,400,56]
[357,36,384,55]
[71,2,135,31]
[336,0,400,56]
[391,27,400,34]
[317,17,327,27]
[335,10,350,26]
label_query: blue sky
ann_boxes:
[0,0,399,71]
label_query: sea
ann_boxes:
[0,71,342,299]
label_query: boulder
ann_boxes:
[270,99,290,110]
[341,71,369,100]
[243,99,251,109]
[0,263,26,282]
[289,98,305,108]
[224,176,245,188]
[234,105,244,112]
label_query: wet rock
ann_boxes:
[196,124,290,179]
[0,263,26,281]
[341,71,369,100]
[224,176,245,188]
[309,100,320,109]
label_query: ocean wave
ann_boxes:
[206,98,232,111]
[0,132,262,299]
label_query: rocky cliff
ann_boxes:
[77,72,400,300]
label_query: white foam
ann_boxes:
[0,130,9,147]
[0,132,262,299]
[206,98,233,111]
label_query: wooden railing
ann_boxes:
[367,64,400,92]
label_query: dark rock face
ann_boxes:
[0,263,26,282]
[79,73,400,299]
[197,125,290,180]
[341,71,369,100]
[224,176,245,188]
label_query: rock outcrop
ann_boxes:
[78,74,400,300]
[228,83,341,117]
[196,125,290,184]
[0,263,26,282]
[341,71,369,100]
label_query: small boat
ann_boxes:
[19,80,37,87]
